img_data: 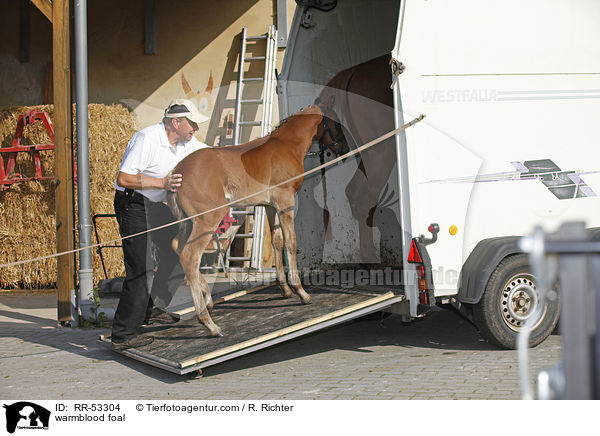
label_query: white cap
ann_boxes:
[164,98,209,124]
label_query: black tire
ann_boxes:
[473,254,560,349]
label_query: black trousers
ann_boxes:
[111,190,185,341]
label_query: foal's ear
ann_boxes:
[325,95,335,109]
[314,95,335,110]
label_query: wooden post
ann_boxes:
[53,0,75,323]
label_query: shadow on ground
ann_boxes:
[2,295,539,383]
[201,307,498,378]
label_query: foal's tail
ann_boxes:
[167,192,192,253]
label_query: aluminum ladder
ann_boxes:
[227,25,278,271]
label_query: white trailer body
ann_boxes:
[395,0,600,294]
[279,0,600,347]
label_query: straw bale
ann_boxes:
[0,104,136,288]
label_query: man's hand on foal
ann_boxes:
[164,171,183,192]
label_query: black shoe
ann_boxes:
[111,335,154,350]
[142,308,180,326]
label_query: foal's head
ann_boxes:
[314,101,350,157]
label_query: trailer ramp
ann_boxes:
[99,284,402,375]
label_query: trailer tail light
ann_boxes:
[417,265,428,304]
[407,240,423,263]
[416,265,427,288]
[408,238,430,305]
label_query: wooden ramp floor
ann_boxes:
[99,284,402,375]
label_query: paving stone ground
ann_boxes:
[0,290,561,400]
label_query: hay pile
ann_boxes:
[0,104,136,288]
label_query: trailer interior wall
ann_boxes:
[394,0,600,295]
[279,0,403,270]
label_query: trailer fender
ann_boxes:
[457,237,521,305]
[458,228,600,305]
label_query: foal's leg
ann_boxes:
[276,204,312,304]
[265,205,293,298]
[180,217,224,336]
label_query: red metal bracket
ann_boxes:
[215,210,238,234]
[0,110,76,191]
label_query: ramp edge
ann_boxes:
[98,335,187,374]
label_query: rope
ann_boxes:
[0,114,425,269]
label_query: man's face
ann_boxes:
[173,117,199,142]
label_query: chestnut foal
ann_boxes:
[167,104,346,336]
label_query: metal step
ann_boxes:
[246,35,267,40]
[231,210,254,215]
[233,233,254,239]
[199,266,223,270]
[228,256,251,261]
[239,120,261,126]
[241,99,263,104]
[244,56,266,61]
[243,77,264,83]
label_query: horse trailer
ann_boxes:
[278,0,600,350]
[102,0,600,373]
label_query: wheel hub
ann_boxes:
[500,274,545,332]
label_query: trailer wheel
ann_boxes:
[472,254,560,349]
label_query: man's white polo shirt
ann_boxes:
[114,122,209,202]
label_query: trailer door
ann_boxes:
[278,0,405,271]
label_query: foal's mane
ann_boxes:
[271,114,292,132]
[270,105,319,135]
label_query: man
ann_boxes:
[111,99,209,349]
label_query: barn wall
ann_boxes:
[0,0,296,143]
[0,1,53,106]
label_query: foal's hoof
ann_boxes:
[300,294,312,305]
[210,327,224,337]
[280,285,293,298]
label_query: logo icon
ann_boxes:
[3,402,50,434]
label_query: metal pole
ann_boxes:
[233,27,247,146]
[252,26,275,271]
[557,222,592,399]
[75,0,94,322]
[518,226,547,399]
[592,253,600,399]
